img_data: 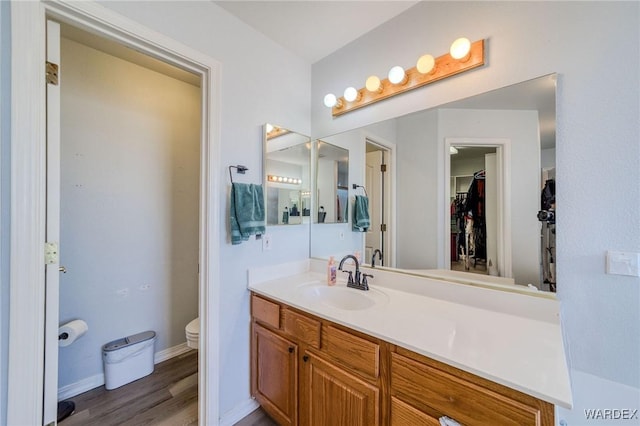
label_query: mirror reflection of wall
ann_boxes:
[264,124,311,226]
[315,141,349,224]
[309,74,556,292]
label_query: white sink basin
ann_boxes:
[296,281,389,311]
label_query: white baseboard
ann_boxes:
[58,373,104,401]
[58,342,193,400]
[219,398,260,426]
[154,341,193,364]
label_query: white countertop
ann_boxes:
[248,261,572,409]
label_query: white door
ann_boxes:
[485,153,499,275]
[364,143,392,266]
[44,19,61,426]
[365,150,384,265]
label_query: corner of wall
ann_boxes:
[0,1,11,424]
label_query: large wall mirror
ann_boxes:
[315,140,349,224]
[264,124,311,226]
[310,74,557,293]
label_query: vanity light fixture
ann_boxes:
[265,124,290,140]
[268,175,302,185]
[416,54,436,75]
[365,75,383,93]
[343,87,361,103]
[324,38,485,117]
[323,93,342,109]
[449,37,472,61]
[388,66,408,85]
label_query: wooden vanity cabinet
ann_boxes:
[251,294,383,426]
[390,347,555,426]
[300,351,380,426]
[250,293,554,426]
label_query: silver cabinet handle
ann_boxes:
[59,266,67,273]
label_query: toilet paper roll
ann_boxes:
[58,319,88,347]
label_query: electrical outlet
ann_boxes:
[262,234,272,251]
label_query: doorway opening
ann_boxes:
[6,3,220,425]
[443,138,512,281]
[364,139,393,268]
[449,146,496,276]
[53,22,202,424]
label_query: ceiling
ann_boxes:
[213,1,419,64]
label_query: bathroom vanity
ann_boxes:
[248,261,571,426]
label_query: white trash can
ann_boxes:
[102,330,156,390]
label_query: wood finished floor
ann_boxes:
[60,348,278,426]
[234,407,277,426]
[61,350,198,426]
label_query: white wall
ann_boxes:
[395,108,439,269]
[0,2,10,423]
[97,1,312,418]
[58,37,201,390]
[312,1,640,413]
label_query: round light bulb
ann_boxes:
[450,37,471,60]
[388,66,406,85]
[323,93,337,108]
[344,87,359,102]
[416,54,435,74]
[277,177,283,182]
[365,75,382,93]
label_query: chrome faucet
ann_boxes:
[338,255,372,291]
[370,249,383,268]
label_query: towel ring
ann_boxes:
[352,184,368,197]
[229,165,248,183]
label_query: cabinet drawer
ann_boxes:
[391,397,440,426]
[251,294,280,329]
[391,353,542,426]
[283,309,321,349]
[323,325,379,379]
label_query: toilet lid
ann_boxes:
[186,318,199,335]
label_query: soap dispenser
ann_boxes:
[327,256,337,286]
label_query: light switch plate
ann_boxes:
[606,251,640,277]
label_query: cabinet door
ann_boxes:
[301,352,379,426]
[252,323,298,426]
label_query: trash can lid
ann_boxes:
[102,330,156,352]
[126,330,156,345]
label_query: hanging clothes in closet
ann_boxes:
[463,170,487,267]
[451,193,468,262]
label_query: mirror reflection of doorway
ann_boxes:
[449,146,497,276]
[365,140,392,267]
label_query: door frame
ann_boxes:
[8,2,221,424]
[442,137,512,278]
[362,132,396,268]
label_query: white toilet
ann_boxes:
[185,318,199,349]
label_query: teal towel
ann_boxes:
[230,183,265,245]
[352,195,370,232]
